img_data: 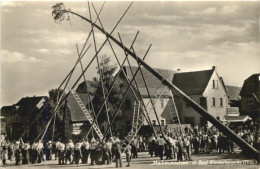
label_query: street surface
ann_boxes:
[2,152,259,169]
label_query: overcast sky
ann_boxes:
[1,1,260,106]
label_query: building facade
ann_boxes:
[1,96,46,141]
[240,74,260,120]
[172,66,229,127]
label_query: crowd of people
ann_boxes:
[1,124,259,167]
[1,136,126,168]
[147,124,260,161]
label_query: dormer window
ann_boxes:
[213,80,218,89]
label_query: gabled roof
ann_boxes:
[16,96,46,107]
[122,66,176,97]
[16,96,46,115]
[1,105,17,116]
[1,96,46,117]
[226,85,241,101]
[172,69,214,95]
[240,74,260,96]
[67,92,91,122]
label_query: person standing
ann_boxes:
[157,135,165,160]
[81,138,89,164]
[74,139,82,164]
[103,138,112,165]
[22,141,30,164]
[177,137,184,162]
[36,140,44,163]
[2,143,8,165]
[89,138,97,165]
[125,141,131,167]
[164,135,172,160]
[184,136,192,161]
[57,140,65,165]
[14,141,22,165]
[95,140,103,165]
[172,136,177,159]
[7,141,14,161]
[107,138,113,164]
[65,139,74,164]
[131,138,138,159]
[55,139,62,160]
[193,135,200,154]
[52,140,57,160]
[46,141,53,160]
[113,138,122,168]
[148,135,154,157]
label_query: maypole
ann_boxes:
[52,3,260,160]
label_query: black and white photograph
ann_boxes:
[1,1,260,168]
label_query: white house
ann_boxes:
[172,66,229,127]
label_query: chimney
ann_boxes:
[212,66,216,70]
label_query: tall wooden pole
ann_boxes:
[65,10,260,160]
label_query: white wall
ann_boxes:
[203,70,228,126]
[143,97,171,125]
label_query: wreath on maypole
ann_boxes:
[52,3,70,23]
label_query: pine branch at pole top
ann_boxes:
[88,2,112,137]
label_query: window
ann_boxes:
[160,99,164,108]
[220,98,223,107]
[161,120,165,125]
[125,100,131,110]
[213,80,218,89]
[152,120,156,125]
[212,98,216,107]
[216,117,220,120]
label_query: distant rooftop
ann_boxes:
[226,85,241,101]
[173,69,214,95]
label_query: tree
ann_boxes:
[89,55,124,127]
[37,88,68,141]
